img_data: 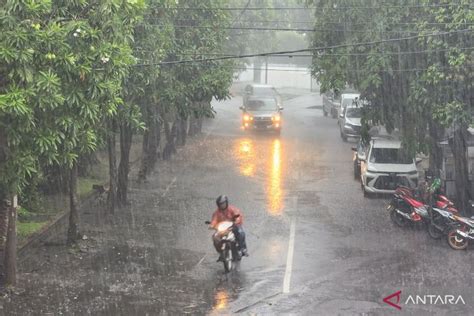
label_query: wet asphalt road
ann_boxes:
[4,88,473,315]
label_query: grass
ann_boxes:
[77,177,100,198]
[17,221,48,240]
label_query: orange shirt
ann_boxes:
[210,205,243,228]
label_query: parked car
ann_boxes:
[322,89,341,118]
[352,139,368,179]
[337,93,360,121]
[360,138,419,197]
[239,97,283,134]
[243,84,282,108]
[339,104,362,141]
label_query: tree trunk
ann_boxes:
[253,58,262,83]
[138,110,161,181]
[177,117,187,147]
[4,197,16,287]
[107,120,117,214]
[450,125,471,215]
[117,122,133,207]
[163,119,177,160]
[0,197,8,252]
[428,120,443,177]
[67,164,80,245]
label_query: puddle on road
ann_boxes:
[234,137,286,216]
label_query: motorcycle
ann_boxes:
[387,192,428,227]
[387,189,458,228]
[427,206,457,239]
[205,215,242,273]
[447,214,474,250]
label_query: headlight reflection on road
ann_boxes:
[236,139,255,177]
[267,139,283,215]
[212,289,229,312]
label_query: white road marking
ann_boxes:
[283,219,296,293]
[161,176,177,198]
[283,197,298,294]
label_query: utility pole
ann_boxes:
[265,56,268,84]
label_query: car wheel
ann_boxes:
[353,161,360,179]
[340,130,347,142]
[362,183,370,198]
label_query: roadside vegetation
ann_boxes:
[309,0,473,210]
[0,0,235,287]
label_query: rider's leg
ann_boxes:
[233,225,248,255]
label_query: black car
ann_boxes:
[243,84,282,108]
[240,97,283,134]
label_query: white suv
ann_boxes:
[360,138,419,196]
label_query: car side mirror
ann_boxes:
[239,106,245,111]
[351,147,357,152]
[416,157,423,165]
[205,221,211,225]
[279,106,284,111]
[339,113,344,118]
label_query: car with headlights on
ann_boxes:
[239,97,283,134]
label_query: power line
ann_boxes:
[132,29,472,66]
[148,24,434,34]
[150,4,470,11]
[131,64,473,74]
[168,19,474,26]
[230,0,251,26]
[133,46,474,57]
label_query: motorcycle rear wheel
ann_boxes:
[427,223,443,239]
[447,230,468,250]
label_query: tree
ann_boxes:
[0,0,144,285]
[308,0,473,211]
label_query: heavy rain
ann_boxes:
[0,1,473,315]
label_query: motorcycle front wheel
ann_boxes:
[427,223,444,239]
[223,248,233,273]
[390,209,408,227]
[447,229,468,250]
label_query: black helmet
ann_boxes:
[216,195,229,211]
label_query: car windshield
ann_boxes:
[246,99,277,111]
[342,98,355,108]
[253,87,275,96]
[346,108,362,118]
[369,148,413,164]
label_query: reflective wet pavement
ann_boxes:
[2,89,473,315]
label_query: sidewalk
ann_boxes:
[0,135,215,315]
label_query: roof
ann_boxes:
[248,96,275,101]
[341,93,360,99]
[246,84,274,88]
[372,138,402,149]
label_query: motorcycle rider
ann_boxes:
[209,195,249,261]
